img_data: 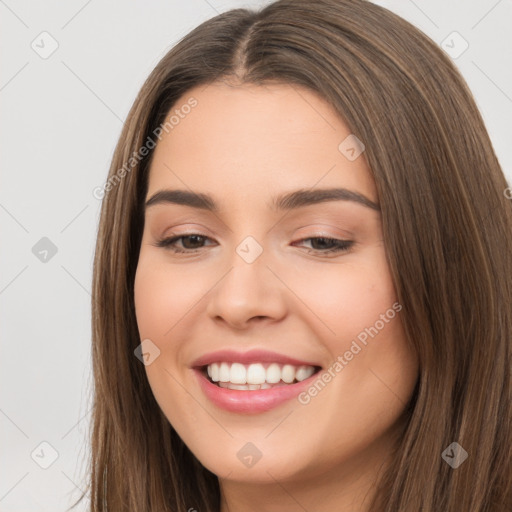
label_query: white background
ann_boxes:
[1,0,511,510]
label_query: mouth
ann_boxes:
[193,362,324,414]
[197,362,323,391]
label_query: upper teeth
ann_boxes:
[206,362,316,385]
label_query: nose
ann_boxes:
[206,247,288,330]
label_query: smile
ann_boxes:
[204,362,320,389]
[194,364,323,414]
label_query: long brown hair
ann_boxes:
[72,0,512,510]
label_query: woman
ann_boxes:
[76,0,512,510]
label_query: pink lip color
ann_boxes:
[191,348,320,368]
[193,368,319,414]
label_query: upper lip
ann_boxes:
[190,349,323,369]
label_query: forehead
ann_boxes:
[146,81,377,207]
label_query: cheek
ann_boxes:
[133,257,206,339]
[291,250,398,346]
[133,258,203,422]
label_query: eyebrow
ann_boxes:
[144,187,380,212]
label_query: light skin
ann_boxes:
[133,80,419,511]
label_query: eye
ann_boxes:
[154,234,213,253]
[294,237,354,255]
[154,233,353,256]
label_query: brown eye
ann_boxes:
[294,237,354,255]
[155,234,213,253]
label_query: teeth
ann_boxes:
[209,363,219,382]
[266,363,281,383]
[218,382,280,390]
[218,362,230,382]
[247,363,266,384]
[206,362,316,386]
[281,364,296,383]
[230,362,247,384]
[296,366,315,381]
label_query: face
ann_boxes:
[134,81,419,487]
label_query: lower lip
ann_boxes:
[193,368,320,414]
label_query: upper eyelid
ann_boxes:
[161,233,351,245]
[159,223,354,239]
[161,231,349,239]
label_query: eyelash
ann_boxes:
[154,234,354,256]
